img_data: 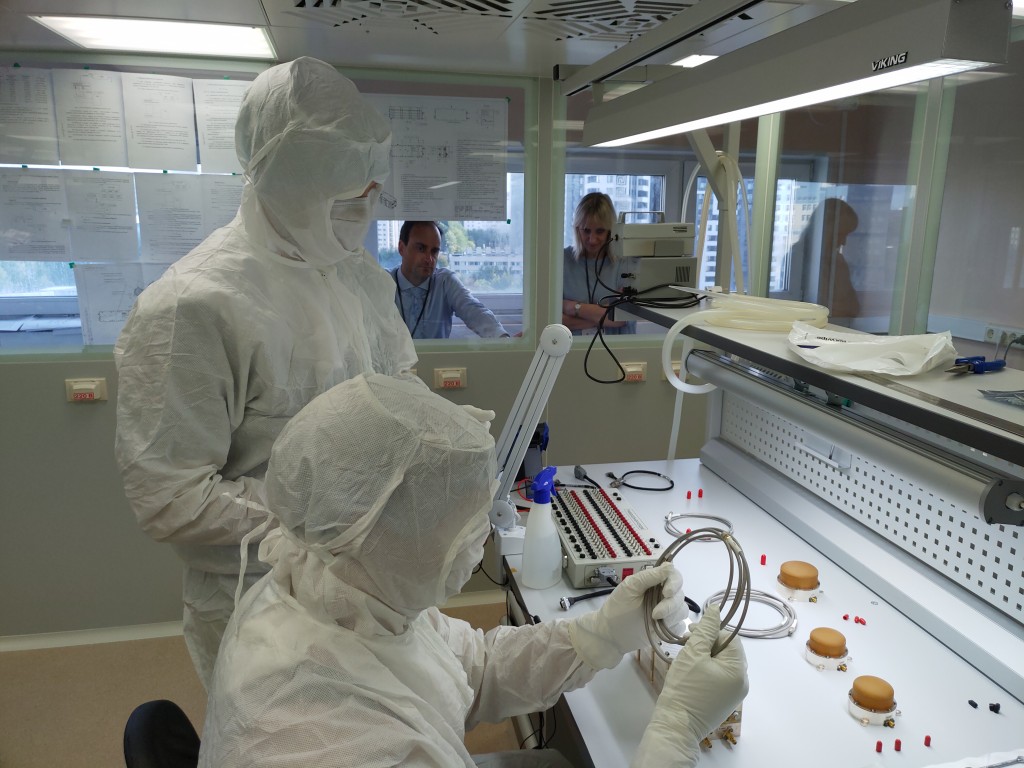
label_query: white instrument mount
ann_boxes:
[490,324,573,530]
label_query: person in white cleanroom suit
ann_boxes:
[197,373,748,768]
[114,57,416,690]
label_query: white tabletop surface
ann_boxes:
[506,459,1024,768]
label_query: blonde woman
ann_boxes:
[561,192,638,335]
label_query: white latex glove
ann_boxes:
[461,404,495,431]
[632,604,749,768]
[568,563,687,670]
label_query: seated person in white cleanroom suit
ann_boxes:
[198,372,748,768]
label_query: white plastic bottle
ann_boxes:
[522,466,562,589]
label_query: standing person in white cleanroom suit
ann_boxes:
[113,57,416,690]
[198,373,748,768]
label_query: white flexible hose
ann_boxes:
[715,152,752,295]
[661,293,829,395]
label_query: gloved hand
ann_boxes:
[631,604,749,768]
[567,563,687,670]
[460,404,496,431]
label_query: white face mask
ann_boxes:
[442,513,491,603]
[330,185,380,252]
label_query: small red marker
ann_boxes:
[686,528,692,533]
[875,741,883,753]
[843,614,850,621]
[686,490,692,500]
[860,617,867,626]
[924,735,931,747]
[760,554,767,566]
[854,616,861,623]
[697,488,703,498]
[894,739,902,752]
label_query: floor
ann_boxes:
[0,601,518,768]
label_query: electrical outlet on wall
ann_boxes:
[985,326,1024,348]
[622,362,647,383]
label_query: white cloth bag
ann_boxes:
[787,321,957,376]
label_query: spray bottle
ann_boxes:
[522,466,562,589]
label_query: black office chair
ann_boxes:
[123,699,200,768]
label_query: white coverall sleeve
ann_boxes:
[425,608,598,729]
[115,292,267,546]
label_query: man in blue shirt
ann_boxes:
[392,221,511,339]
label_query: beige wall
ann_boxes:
[0,344,706,636]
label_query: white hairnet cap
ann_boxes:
[264,373,496,618]
[236,57,390,201]
[234,57,392,266]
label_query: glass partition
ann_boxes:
[768,88,919,331]
[0,64,531,350]
[931,32,1024,370]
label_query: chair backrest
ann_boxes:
[123,699,200,768]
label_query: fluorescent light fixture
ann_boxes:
[672,54,718,68]
[583,0,1010,148]
[32,16,277,59]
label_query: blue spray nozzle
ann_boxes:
[530,466,558,504]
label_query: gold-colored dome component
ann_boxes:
[779,560,819,590]
[851,675,895,712]
[808,627,847,658]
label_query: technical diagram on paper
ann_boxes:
[366,94,507,221]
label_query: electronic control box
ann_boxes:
[553,486,662,588]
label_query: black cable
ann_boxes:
[573,464,601,488]
[581,280,706,385]
[519,724,539,749]
[472,536,508,587]
[605,469,675,492]
[1000,334,1023,361]
[540,705,557,749]
[560,586,702,614]
[473,560,508,587]
[578,249,628,384]
[519,706,557,749]
[559,587,615,610]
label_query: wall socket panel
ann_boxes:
[660,361,682,381]
[984,326,1024,346]
[434,367,467,389]
[622,362,647,383]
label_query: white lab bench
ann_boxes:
[621,303,1024,467]
[504,460,1024,768]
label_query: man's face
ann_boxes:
[399,224,442,286]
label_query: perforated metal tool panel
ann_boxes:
[719,391,1024,624]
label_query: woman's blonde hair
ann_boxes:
[571,192,617,260]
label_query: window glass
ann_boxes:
[563,173,666,249]
[930,35,1024,369]
[367,173,525,338]
[769,88,919,331]
[0,66,529,350]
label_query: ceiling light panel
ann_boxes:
[582,0,1011,147]
[31,16,277,59]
